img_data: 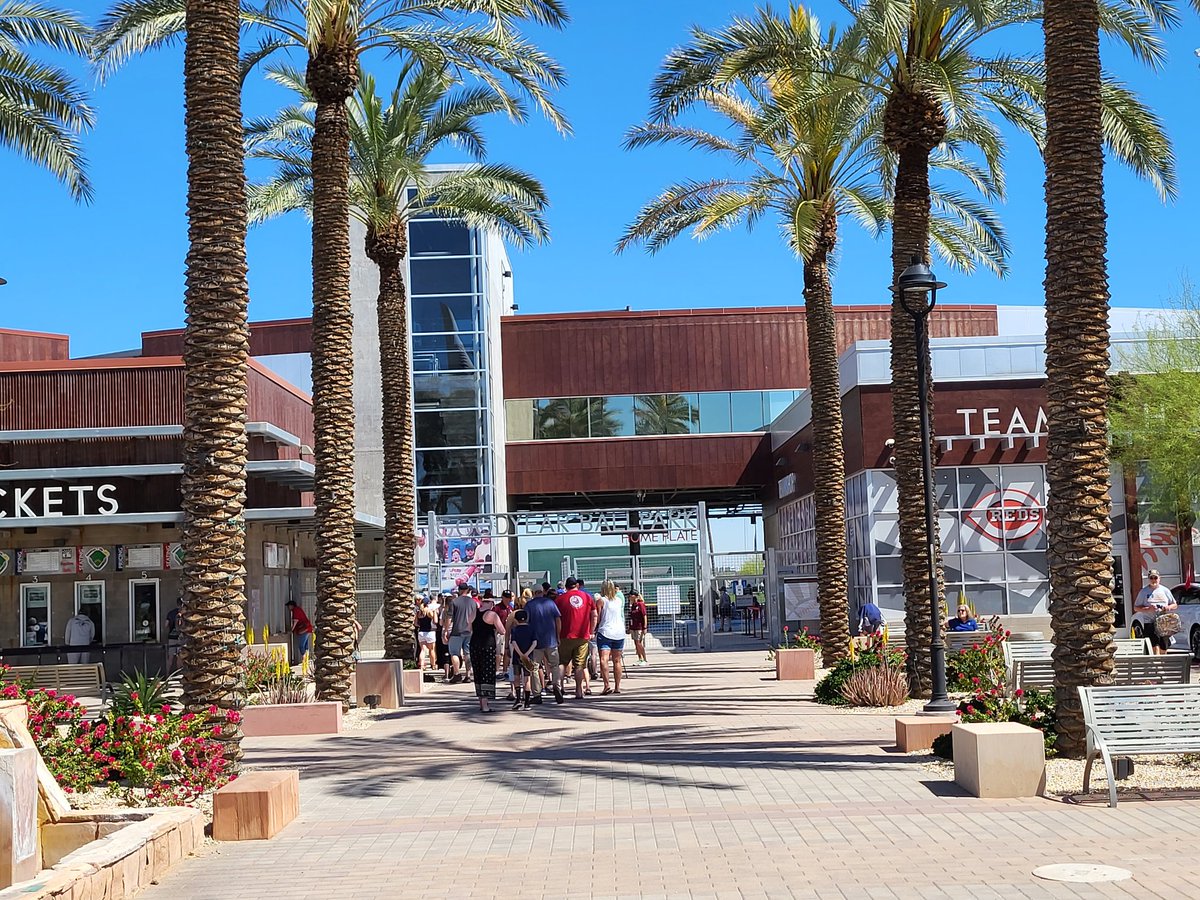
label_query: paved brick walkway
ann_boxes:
[142,635,1200,899]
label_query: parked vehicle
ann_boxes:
[1130,582,1200,660]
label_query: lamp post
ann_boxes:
[895,255,955,714]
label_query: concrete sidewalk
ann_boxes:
[141,634,1199,899]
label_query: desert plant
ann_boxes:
[813,649,906,706]
[840,655,909,707]
[110,670,178,717]
[263,677,309,705]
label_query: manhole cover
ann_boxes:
[1032,864,1132,883]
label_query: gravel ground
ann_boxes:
[915,751,1200,797]
[342,707,389,731]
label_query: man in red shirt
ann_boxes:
[556,577,597,699]
[286,600,314,663]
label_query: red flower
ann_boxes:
[1014,688,1025,698]
[965,705,976,715]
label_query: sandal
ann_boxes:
[601,688,613,695]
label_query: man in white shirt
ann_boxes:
[1134,569,1178,655]
[64,611,96,664]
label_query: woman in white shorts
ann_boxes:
[416,600,438,670]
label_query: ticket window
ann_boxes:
[130,580,160,643]
[75,582,106,641]
[20,584,51,647]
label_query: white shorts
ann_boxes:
[419,631,437,644]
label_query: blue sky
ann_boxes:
[3,1,1200,357]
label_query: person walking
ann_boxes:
[468,595,505,712]
[1134,569,1179,655]
[596,579,627,695]
[508,608,538,710]
[64,609,95,665]
[719,587,734,632]
[286,600,313,662]
[525,586,563,704]
[443,583,477,683]
[556,578,597,700]
[628,590,649,666]
[416,599,437,672]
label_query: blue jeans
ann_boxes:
[295,632,311,661]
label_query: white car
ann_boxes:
[1130,582,1200,660]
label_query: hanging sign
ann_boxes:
[78,546,112,573]
[0,483,119,518]
[17,548,78,575]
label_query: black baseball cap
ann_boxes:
[502,590,513,598]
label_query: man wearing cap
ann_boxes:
[556,577,598,700]
[1134,569,1178,655]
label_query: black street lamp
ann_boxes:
[895,255,956,714]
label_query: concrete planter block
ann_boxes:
[775,648,815,681]
[894,715,957,752]
[213,770,299,842]
[241,702,342,737]
[0,701,70,824]
[354,660,405,708]
[953,722,1046,798]
[402,668,423,698]
[39,821,98,868]
[0,747,39,887]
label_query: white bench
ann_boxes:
[1079,683,1200,806]
[1002,638,1150,670]
[0,663,106,696]
[1012,653,1191,693]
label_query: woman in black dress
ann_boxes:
[469,597,506,712]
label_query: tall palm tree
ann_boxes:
[621,7,1006,666]
[633,395,698,436]
[0,0,94,200]
[95,0,567,705]
[537,397,591,438]
[651,0,1173,694]
[246,63,548,664]
[178,0,250,761]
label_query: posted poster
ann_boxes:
[784,580,819,620]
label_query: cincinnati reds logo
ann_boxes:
[965,489,1044,541]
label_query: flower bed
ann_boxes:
[0,667,235,807]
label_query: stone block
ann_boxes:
[894,716,957,752]
[401,667,423,698]
[355,659,404,708]
[953,722,1046,798]
[0,702,71,824]
[0,746,40,887]
[212,770,300,841]
[97,822,127,839]
[41,821,99,867]
[775,648,816,681]
[240,702,342,737]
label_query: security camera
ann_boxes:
[884,438,896,448]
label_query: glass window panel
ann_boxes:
[876,587,905,613]
[417,485,482,516]
[961,552,1006,583]
[505,400,534,441]
[412,333,480,372]
[412,296,478,334]
[635,394,698,435]
[416,410,482,448]
[415,371,483,411]
[1000,465,1046,504]
[958,466,1001,509]
[965,583,1006,615]
[408,220,472,256]
[410,257,476,295]
[1006,551,1048,581]
[871,516,900,557]
[1004,511,1047,551]
[959,512,1002,552]
[942,556,963,584]
[765,391,796,423]
[869,470,898,515]
[1008,583,1049,615]
[534,397,589,439]
[417,448,482,488]
[935,469,958,509]
[938,514,961,553]
[875,556,903,587]
[698,392,732,434]
[589,396,633,437]
[730,391,767,432]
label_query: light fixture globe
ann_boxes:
[895,256,946,317]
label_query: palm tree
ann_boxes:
[651,0,1173,694]
[0,0,94,200]
[246,63,548,665]
[621,7,1006,666]
[177,0,250,761]
[95,0,567,705]
[633,395,698,436]
[537,397,591,438]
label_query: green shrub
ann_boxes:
[946,626,1010,693]
[110,670,177,718]
[814,649,906,706]
[929,688,1057,760]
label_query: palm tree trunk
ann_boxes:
[307,47,359,707]
[179,0,249,763]
[365,219,419,662]
[803,206,849,665]
[1043,0,1115,757]
[884,88,947,698]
